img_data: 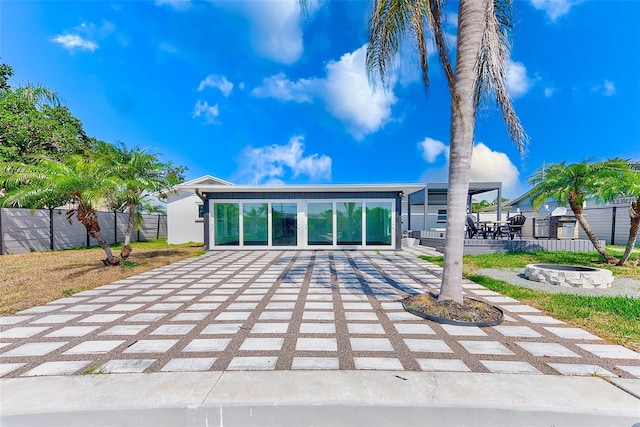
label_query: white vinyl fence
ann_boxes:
[0,208,167,255]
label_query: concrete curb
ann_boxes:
[2,371,639,426]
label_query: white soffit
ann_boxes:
[176,183,425,196]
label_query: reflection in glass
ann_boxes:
[272,203,297,246]
[308,202,333,245]
[337,202,362,245]
[214,203,239,246]
[366,202,392,245]
[243,203,268,246]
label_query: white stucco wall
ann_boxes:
[167,192,204,244]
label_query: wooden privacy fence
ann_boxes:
[0,208,167,255]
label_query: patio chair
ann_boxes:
[465,215,484,239]
[495,214,526,240]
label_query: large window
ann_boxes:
[243,203,268,246]
[214,203,239,246]
[208,198,395,249]
[366,202,392,245]
[272,203,298,246]
[307,202,333,246]
[337,202,362,245]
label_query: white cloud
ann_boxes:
[419,140,521,197]
[506,59,532,98]
[51,34,98,52]
[236,136,331,184]
[159,42,178,54]
[192,100,220,124]
[469,143,520,195]
[51,20,117,52]
[211,0,319,64]
[591,79,616,97]
[419,137,448,163]
[198,75,234,97]
[603,80,616,96]
[544,87,556,98]
[252,45,397,140]
[530,0,582,22]
[323,46,397,139]
[155,0,191,11]
[251,73,316,103]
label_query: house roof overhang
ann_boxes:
[407,182,503,205]
[176,183,425,197]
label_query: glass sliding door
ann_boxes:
[366,202,392,246]
[243,203,268,246]
[272,202,298,246]
[337,202,362,245]
[214,203,239,246]
[307,202,333,246]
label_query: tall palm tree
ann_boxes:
[365,0,527,303]
[100,142,184,260]
[0,155,121,265]
[528,160,619,264]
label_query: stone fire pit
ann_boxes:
[524,264,613,289]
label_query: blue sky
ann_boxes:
[3,0,639,199]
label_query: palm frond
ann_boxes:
[476,0,528,154]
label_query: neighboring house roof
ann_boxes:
[179,175,234,187]
[157,175,233,198]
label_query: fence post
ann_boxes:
[114,211,118,244]
[157,215,161,240]
[49,208,54,251]
[611,206,617,245]
[0,207,4,255]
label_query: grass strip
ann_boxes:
[419,252,640,351]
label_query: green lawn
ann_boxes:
[419,250,640,351]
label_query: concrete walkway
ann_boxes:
[1,249,639,425]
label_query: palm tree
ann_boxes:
[621,162,640,265]
[365,0,527,303]
[597,159,640,266]
[100,142,184,260]
[528,160,619,264]
[0,155,121,265]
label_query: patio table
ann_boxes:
[478,220,509,239]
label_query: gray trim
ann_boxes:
[203,200,210,250]
[204,192,403,250]
[203,191,402,200]
[394,193,402,250]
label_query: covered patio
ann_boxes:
[406,182,503,232]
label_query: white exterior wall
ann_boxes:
[167,192,204,244]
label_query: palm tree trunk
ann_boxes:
[568,199,618,264]
[76,207,119,266]
[120,202,135,260]
[439,0,485,304]
[617,201,640,266]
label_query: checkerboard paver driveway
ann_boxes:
[1,250,639,379]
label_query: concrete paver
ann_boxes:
[1,248,639,424]
[1,249,638,379]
